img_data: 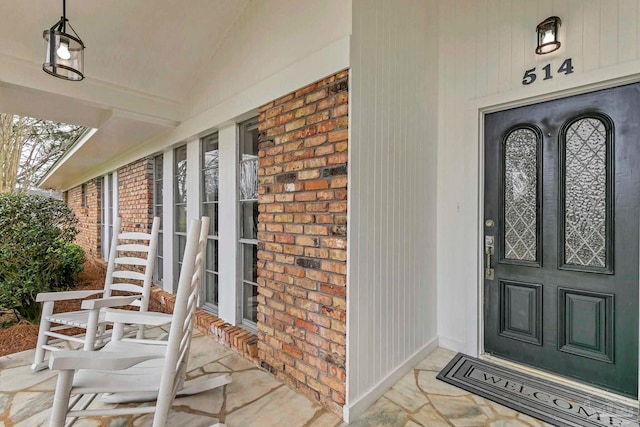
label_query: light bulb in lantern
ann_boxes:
[57,40,71,60]
[542,30,555,45]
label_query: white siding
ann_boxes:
[437,0,640,354]
[346,0,439,420]
[184,0,353,119]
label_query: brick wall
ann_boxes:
[66,178,101,257]
[256,70,348,415]
[118,158,154,233]
[65,157,154,256]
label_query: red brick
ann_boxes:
[256,70,348,416]
[305,203,329,213]
[305,89,328,104]
[283,98,305,112]
[332,104,348,118]
[304,135,327,148]
[317,120,336,133]
[295,318,319,333]
[304,248,329,259]
[315,214,334,224]
[298,170,320,180]
[315,145,335,156]
[284,224,304,234]
[305,180,329,191]
[283,344,303,359]
[317,97,336,111]
[293,214,315,223]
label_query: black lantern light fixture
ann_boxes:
[536,16,561,55]
[43,0,85,81]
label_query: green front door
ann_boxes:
[484,84,640,398]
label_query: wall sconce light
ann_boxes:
[43,0,85,81]
[536,16,561,55]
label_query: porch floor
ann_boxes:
[0,333,550,427]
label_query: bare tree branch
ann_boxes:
[0,113,85,193]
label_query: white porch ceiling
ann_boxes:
[0,0,250,189]
[0,0,249,105]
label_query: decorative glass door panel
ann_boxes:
[560,115,613,272]
[484,84,640,398]
[503,127,541,264]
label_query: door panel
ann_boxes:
[484,83,640,398]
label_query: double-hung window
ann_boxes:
[101,172,116,260]
[201,133,220,312]
[173,145,188,292]
[238,118,259,328]
[153,154,164,284]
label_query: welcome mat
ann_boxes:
[437,353,639,427]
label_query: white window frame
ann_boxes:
[217,123,239,324]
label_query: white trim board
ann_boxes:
[343,337,438,423]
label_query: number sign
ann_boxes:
[522,59,574,86]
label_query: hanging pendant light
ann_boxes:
[43,0,85,81]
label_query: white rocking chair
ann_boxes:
[48,217,231,427]
[32,217,161,371]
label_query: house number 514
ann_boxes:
[522,58,574,85]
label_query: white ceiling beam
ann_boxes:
[0,53,182,123]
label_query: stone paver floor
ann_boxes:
[0,331,551,427]
[351,347,555,427]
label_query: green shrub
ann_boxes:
[0,193,85,323]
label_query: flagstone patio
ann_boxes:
[0,331,551,427]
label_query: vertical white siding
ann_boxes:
[346,0,439,420]
[184,0,352,119]
[437,0,640,354]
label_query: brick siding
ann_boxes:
[66,178,101,257]
[256,70,349,415]
[149,286,259,363]
[66,157,154,255]
[118,158,154,233]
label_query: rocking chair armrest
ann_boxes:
[81,295,140,310]
[104,309,173,327]
[49,350,163,371]
[36,290,104,303]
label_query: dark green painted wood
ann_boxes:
[484,83,640,398]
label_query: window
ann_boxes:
[108,173,114,246]
[153,154,164,284]
[560,115,613,273]
[174,145,188,292]
[502,127,541,264]
[239,118,259,328]
[100,180,106,258]
[100,173,115,260]
[81,183,88,208]
[201,133,220,312]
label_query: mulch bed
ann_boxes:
[0,259,107,357]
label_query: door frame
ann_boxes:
[474,67,640,401]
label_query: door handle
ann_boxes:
[485,235,495,280]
